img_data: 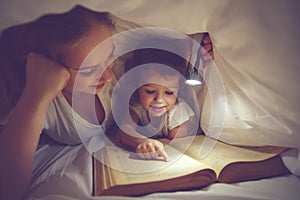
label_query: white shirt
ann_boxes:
[43,81,114,150]
[130,99,196,138]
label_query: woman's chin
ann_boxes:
[89,84,104,94]
[95,87,103,93]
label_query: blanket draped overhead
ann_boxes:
[1,0,299,147]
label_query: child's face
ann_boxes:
[59,23,114,95]
[138,71,179,117]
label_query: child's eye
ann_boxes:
[145,89,155,94]
[165,91,174,95]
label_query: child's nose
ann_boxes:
[154,93,164,103]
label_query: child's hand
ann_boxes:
[25,52,70,102]
[136,139,169,161]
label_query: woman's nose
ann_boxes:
[100,68,113,83]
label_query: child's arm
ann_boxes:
[118,109,169,161]
[118,109,146,148]
[168,120,190,140]
[135,138,169,161]
[0,53,70,200]
[167,100,195,140]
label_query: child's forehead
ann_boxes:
[142,83,179,91]
[141,67,179,76]
[139,70,180,88]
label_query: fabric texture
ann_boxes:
[1,2,299,148]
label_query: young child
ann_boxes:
[117,44,196,161]
[0,6,116,199]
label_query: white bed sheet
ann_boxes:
[1,0,299,153]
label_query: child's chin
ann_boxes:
[149,110,167,118]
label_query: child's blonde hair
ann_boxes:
[123,39,189,106]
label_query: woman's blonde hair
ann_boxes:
[0,5,114,114]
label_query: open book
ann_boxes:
[93,135,289,196]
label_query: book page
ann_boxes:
[94,135,286,195]
[94,145,214,187]
[170,135,286,176]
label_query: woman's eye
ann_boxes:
[165,91,174,95]
[105,55,115,66]
[145,89,155,94]
[79,67,97,76]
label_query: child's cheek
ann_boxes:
[169,97,177,107]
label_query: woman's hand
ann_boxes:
[0,52,70,200]
[200,33,214,67]
[24,52,70,102]
[136,138,169,161]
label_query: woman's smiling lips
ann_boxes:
[92,82,105,90]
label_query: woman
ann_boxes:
[0,5,116,199]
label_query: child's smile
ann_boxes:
[137,69,180,118]
[149,104,167,116]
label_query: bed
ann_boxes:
[1,0,300,199]
[24,133,299,200]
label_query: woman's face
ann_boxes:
[138,70,179,117]
[59,23,114,96]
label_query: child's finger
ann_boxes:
[136,145,146,159]
[157,149,169,162]
[137,152,145,160]
[150,149,158,159]
[141,144,153,160]
[137,149,150,160]
[143,152,152,160]
[148,144,161,159]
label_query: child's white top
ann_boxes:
[130,99,195,138]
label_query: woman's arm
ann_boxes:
[0,53,69,200]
